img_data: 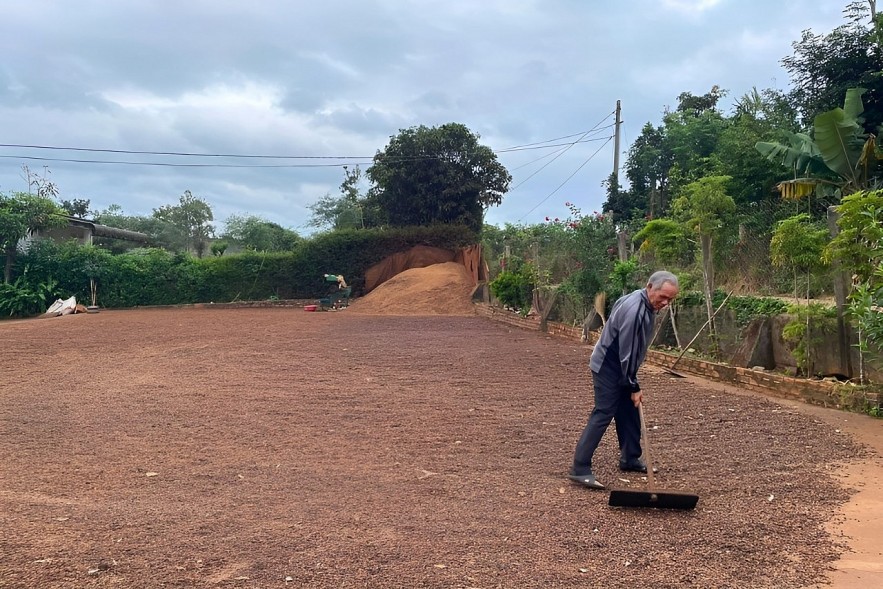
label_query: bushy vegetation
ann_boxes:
[7,225,477,314]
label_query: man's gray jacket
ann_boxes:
[589,288,656,391]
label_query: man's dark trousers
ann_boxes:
[571,366,642,475]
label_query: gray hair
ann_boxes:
[647,270,679,289]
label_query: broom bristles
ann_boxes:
[594,292,607,325]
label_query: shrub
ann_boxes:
[0,271,60,317]
[490,265,534,313]
[782,303,838,376]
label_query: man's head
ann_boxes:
[645,271,679,311]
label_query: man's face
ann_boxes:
[647,281,679,311]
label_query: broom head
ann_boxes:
[609,488,699,510]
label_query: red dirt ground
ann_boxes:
[1,302,873,589]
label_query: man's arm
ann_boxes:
[607,295,644,391]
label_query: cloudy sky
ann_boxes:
[0,1,848,234]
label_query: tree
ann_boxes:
[307,166,367,230]
[59,198,94,218]
[825,189,883,284]
[715,88,799,208]
[0,192,67,283]
[619,122,672,220]
[782,2,883,132]
[222,214,301,252]
[365,123,511,232]
[769,213,829,302]
[602,172,645,224]
[567,210,618,310]
[94,204,176,253]
[672,175,736,353]
[825,189,883,380]
[153,191,214,257]
[756,88,882,201]
[618,88,727,221]
[633,218,691,267]
[664,91,729,188]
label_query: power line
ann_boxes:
[499,111,615,150]
[509,144,573,172]
[505,110,617,222]
[497,123,615,152]
[517,136,613,222]
[0,143,369,160]
[0,154,372,169]
[495,131,615,153]
[0,115,617,164]
[0,113,618,171]
[508,129,613,193]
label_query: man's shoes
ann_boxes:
[568,472,605,490]
[619,460,654,474]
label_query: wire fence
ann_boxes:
[483,197,843,326]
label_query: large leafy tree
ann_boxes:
[222,214,301,252]
[616,124,672,221]
[58,198,94,218]
[0,192,67,283]
[614,87,727,221]
[365,123,511,232]
[715,88,799,208]
[153,190,215,258]
[783,1,883,132]
[664,88,729,189]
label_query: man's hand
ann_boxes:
[631,391,643,407]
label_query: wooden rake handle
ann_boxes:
[638,402,656,489]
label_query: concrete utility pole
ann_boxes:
[613,100,622,184]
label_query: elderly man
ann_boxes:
[568,270,680,489]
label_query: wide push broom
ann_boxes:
[608,403,699,510]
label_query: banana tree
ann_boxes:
[756,88,882,200]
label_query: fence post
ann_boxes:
[827,205,853,378]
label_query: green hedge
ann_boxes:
[14,224,477,310]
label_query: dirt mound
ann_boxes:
[348,261,476,316]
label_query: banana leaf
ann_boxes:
[755,132,831,178]
[814,88,868,188]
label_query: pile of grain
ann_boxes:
[347,262,476,316]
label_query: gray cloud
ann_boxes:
[0,0,848,233]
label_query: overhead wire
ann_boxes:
[504,111,614,194]
[508,144,573,172]
[0,143,368,160]
[0,115,618,168]
[0,154,373,169]
[1,110,620,215]
[495,110,616,222]
[516,135,613,222]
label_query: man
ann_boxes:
[568,271,680,489]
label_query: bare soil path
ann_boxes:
[0,307,875,588]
